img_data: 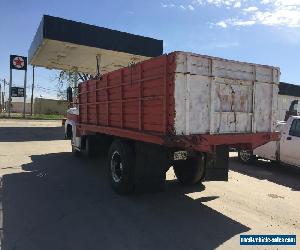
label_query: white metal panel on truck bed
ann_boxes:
[174,52,279,135]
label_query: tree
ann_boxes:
[56,70,91,100]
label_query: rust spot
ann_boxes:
[240,95,246,111]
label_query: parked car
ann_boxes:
[238,116,300,167]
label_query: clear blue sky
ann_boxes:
[0,0,300,99]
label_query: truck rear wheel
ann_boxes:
[108,140,135,195]
[173,153,205,185]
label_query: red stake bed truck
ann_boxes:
[69,51,279,194]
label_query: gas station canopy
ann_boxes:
[29,15,163,74]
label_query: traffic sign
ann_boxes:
[10,55,27,70]
[11,87,25,97]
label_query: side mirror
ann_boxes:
[67,87,73,103]
[285,100,299,121]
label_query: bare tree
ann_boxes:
[56,70,91,100]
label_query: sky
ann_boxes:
[0,0,300,101]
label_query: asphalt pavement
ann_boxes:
[0,119,299,250]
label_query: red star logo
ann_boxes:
[14,58,23,66]
[13,57,24,69]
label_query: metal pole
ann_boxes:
[1,93,4,112]
[8,69,12,117]
[30,66,35,116]
[3,79,6,113]
[23,69,27,118]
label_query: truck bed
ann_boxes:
[78,52,279,151]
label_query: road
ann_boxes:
[0,119,299,250]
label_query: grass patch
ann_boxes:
[32,114,65,120]
[0,113,65,120]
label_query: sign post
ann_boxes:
[9,55,27,118]
[23,69,27,117]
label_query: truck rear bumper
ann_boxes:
[168,132,279,153]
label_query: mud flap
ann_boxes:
[135,142,169,193]
[205,145,229,181]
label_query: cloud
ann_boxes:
[161,2,195,11]
[243,6,258,12]
[161,0,300,28]
[192,0,243,8]
[188,4,195,10]
[161,0,242,11]
[234,2,241,8]
[211,0,300,28]
[160,2,176,8]
[216,21,228,28]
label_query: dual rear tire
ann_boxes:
[107,142,206,194]
[73,136,206,194]
[173,153,206,185]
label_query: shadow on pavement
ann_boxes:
[0,127,64,142]
[1,152,249,250]
[230,156,300,191]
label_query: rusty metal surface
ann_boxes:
[173,52,279,135]
[78,54,175,134]
[77,52,279,153]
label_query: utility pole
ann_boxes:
[3,79,7,112]
[30,66,35,115]
[23,69,27,118]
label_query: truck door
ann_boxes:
[280,118,300,167]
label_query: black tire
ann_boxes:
[238,150,255,164]
[82,135,98,157]
[173,153,205,185]
[108,140,135,195]
[65,125,73,140]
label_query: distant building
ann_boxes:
[8,98,68,115]
[10,101,31,113]
[34,98,68,115]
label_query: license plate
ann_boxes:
[174,151,188,161]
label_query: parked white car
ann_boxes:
[239,116,300,167]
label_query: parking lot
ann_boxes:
[0,119,299,250]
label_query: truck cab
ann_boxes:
[64,107,78,139]
[239,116,300,168]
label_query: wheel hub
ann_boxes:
[240,150,252,162]
[111,151,123,183]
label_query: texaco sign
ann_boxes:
[10,55,27,70]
